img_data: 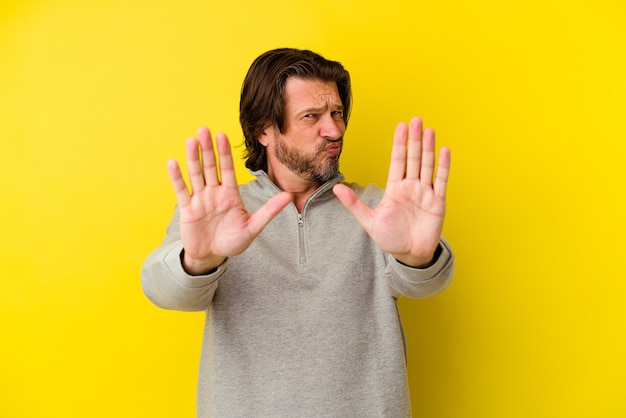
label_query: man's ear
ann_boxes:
[258,126,275,147]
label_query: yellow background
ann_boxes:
[1,0,624,417]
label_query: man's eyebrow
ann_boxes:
[296,104,344,115]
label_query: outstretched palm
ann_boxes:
[168,128,291,275]
[333,117,450,267]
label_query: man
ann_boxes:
[142,48,454,417]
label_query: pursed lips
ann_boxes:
[324,140,342,155]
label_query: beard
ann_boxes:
[274,136,342,183]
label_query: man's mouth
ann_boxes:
[325,142,342,156]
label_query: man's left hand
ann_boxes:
[333,117,451,268]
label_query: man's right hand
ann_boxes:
[167,127,292,275]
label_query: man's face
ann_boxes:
[264,77,346,184]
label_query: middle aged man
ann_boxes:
[142,48,454,417]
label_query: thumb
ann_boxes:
[332,184,374,233]
[248,191,292,236]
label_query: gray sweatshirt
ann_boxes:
[141,171,454,417]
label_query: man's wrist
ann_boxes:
[394,244,443,269]
[180,250,226,276]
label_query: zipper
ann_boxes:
[297,213,306,264]
[253,170,344,266]
[293,176,345,265]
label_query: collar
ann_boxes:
[248,169,345,203]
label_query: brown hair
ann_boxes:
[239,48,352,171]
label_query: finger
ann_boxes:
[215,132,238,188]
[332,184,375,234]
[420,127,436,186]
[167,159,191,207]
[197,127,219,187]
[387,122,408,183]
[406,117,423,180]
[433,146,451,199]
[186,137,205,193]
[247,191,292,237]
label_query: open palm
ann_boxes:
[168,128,291,275]
[333,117,450,267]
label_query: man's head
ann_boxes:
[240,48,352,173]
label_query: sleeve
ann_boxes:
[385,237,455,298]
[140,206,227,312]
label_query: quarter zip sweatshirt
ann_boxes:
[141,171,454,417]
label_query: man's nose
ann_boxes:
[320,115,344,140]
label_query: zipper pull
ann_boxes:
[297,214,304,226]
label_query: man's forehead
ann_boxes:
[284,77,342,107]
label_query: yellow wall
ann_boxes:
[1,0,624,416]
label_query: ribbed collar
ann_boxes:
[247,170,345,204]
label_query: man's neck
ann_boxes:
[266,168,321,213]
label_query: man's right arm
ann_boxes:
[141,207,226,312]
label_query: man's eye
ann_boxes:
[332,111,344,119]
